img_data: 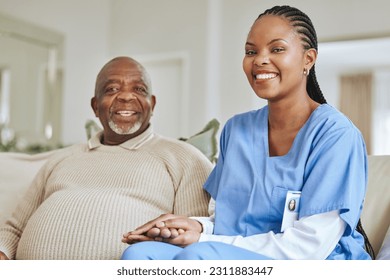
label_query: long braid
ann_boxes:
[307,66,324,102]
[258,5,376,259]
[357,219,376,259]
[257,5,327,104]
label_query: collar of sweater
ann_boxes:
[88,124,154,151]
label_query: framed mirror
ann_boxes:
[0,12,64,152]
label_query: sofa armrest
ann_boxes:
[361,155,390,258]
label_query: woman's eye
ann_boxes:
[245,50,256,56]
[272,47,284,53]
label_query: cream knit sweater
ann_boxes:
[0,127,212,259]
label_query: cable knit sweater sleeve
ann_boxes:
[149,135,212,216]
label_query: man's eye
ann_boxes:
[135,87,147,95]
[105,87,119,93]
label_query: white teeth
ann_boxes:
[256,73,277,80]
[116,111,135,117]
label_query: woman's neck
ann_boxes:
[267,97,319,131]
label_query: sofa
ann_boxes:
[0,143,389,259]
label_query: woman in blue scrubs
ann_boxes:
[121,5,373,260]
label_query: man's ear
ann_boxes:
[91,97,99,117]
[304,48,317,71]
[151,95,156,112]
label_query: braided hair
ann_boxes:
[257,5,327,104]
[258,5,375,259]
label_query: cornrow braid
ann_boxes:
[257,5,327,104]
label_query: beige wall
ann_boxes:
[108,0,209,136]
[1,0,390,145]
[216,0,390,125]
[0,0,111,144]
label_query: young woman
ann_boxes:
[120,5,373,260]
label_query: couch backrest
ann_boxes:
[361,155,390,256]
[0,151,54,225]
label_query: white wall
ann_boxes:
[108,0,210,137]
[0,0,111,145]
[1,0,390,146]
[216,0,390,126]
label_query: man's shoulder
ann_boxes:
[54,142,88,154]
[150,134,200,151]
[148,134,212,163]
[45,143,89,163]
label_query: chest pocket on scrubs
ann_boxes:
[269,186,288,232]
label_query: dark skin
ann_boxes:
[242,15,319,156]
[91,56,156,145]
[122,15,320,246]
[0,57,156,260]
[0,252,8,260]
[122,213,202,246]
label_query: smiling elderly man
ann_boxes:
[0,56,212,260]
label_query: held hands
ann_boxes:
[0,251,9,260]
[122,213,202,247]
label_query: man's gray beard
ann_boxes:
[108,120,142,135]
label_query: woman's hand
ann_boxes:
[122,213,181,244]
[122,213,179,244]
[152,216,203,247]
[122,213,203,247]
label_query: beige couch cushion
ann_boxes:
[361,155,390,257]
[377,225,390,260]
[0,151,54,225]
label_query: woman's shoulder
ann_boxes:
[311,104,359,131]
[308,104,364,145]
[225,107,267,128]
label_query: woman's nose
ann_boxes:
[253,53,270,66]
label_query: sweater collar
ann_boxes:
[88,124,154,151]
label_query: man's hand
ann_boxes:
[155,216,202,247]
[0,251,9,260]
[122,213,203,247]
[122,213,179,244]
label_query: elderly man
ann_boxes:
[0,56,212,260]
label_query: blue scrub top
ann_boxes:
[204,104,370,259]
